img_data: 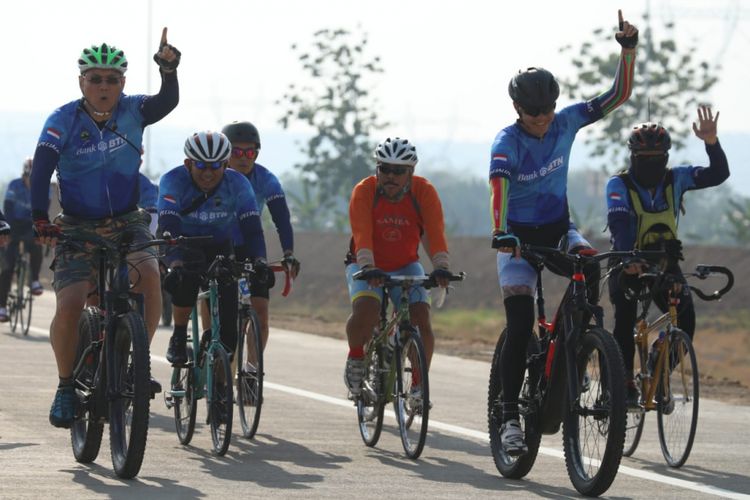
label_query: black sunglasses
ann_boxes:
[522,102,556,117]
[84,74,123,85]
[377,164,409,176]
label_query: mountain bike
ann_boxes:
[235,260,292,439]
[159,260,173,327]
[7,241,33,336]
[488,244,634,497]
[68,230,182,479]
[619,262,733,467]
[353,270,465,459]
[165,254,248,456]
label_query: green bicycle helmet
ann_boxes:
[78,43,128,74]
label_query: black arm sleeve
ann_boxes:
[141,70,179,126]
[691,140,729,189]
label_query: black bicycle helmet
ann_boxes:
[508,67,559,110]
[221,121,261,148]
[627,122,672,153]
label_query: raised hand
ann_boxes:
[692,105,719,145]
[153,27,181,72]
[615,9,639,48]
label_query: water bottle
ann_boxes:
[238,277,252,305]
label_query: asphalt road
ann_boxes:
[1,293,748,499]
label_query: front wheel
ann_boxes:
[623,341,646,458]
[357,340,385,447]
[657,328,699,468]
[71,308,104,463]
[208,345,233,456]
[488,328,542,479]
[236,308,263,439]
[109,311,151,479]
[562,326,626,497]
[171,347,197,445]
[394,327,429,459]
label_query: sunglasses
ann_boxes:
[378,164,409,176]
[522,102,556,117]
[231,146,258,159]
[192,160,226,170]
[84,74,123,85]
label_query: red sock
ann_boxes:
[348,346,364,359]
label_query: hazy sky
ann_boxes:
[1,0,747,182]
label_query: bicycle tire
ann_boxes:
[562,326,626,497]
[656,328,699,468]
[394,327,429,459]
[357,340,385,447]
[109,311,151,479]
[71,308,104,463]
[488,328,542,479]
[9,262,22,333]
[208,346,233,456]
[20,286,33,337]
[236,308,264,439]
[172,347,197,445]
[161,289,173,327]
[623,342,646,457]
[8,293,19,333]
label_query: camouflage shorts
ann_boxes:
[51,209,157,292]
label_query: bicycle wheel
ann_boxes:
[109,311,151,479]
[623,341,646,458]
[208,345,233,456]
[161,289,173,327]
[236,308,264,439]
[171,347,197,445]
[357,340,385,447]
[394,327,429,459]
[656,328,699,468]
[20,285,33,337]
[71,308,104,463]
[562,326,626,497]
[8,293,19,333]
[488,328,542,479]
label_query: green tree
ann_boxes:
[723,196,750,244]
[277,27,386,231]
[559,14,719,172]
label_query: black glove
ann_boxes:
[664,239,684,261]
[282,254,301,277]
[153,33,181,72]
[33,218,61,239]
[616,19,638,48]
[358,266,388,282]
[253,259,276,288]
[430,268,453,282]
[0,220,10,236]
[491,231,519,249]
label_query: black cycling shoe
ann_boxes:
[150,377,162,395]
[626,380,641,409]
[166,335,188,365]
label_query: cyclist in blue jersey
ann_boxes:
[159,131,269,366]
[30,29,181,428]
[607,106,728,407]
[138,172,159,235]
[0,210,9,247]
[221,121,299,371]
[489,10,639,456]
[0,159,46,322]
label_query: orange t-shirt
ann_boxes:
[349,175,448,272]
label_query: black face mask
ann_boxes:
[631,154,669,188]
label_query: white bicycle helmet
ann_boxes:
[373,137,418,167]
[184,131,232,162]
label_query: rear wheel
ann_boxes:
[357,340,385,447]
[236,308,263,439]
[172,347,197,445]
[208,345,233,456]
[562,326,626,497]
[623,341,646,458]
[394,327,429,459]
[20,284,33,336]
[657,328,699,468]
[71,308,104,463]
[109,311,151,479]
[488,328,542,479]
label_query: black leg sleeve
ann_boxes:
[500,295,535,421]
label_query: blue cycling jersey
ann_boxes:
[158,166,266,259]
[138,173,158,211]
[234,163,294,252]
[489,102,601,227]
[3,178,32,223]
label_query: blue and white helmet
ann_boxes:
[373,137,418,167]
[184,131,232,162]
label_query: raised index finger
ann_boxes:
[160,27,168,47]
[618,9,624,30]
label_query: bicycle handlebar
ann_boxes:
[352,270,466,290]
[686,265,734,301]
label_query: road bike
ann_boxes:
[69,230,181,479]
[488,244,634,497]
[165,255,255,455]
[618,262,733,467]
[354,270,464,459]
[7,241,34,336]
[235,260,292,439]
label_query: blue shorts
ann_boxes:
[346,262,429,305]
[497,252,538,298]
